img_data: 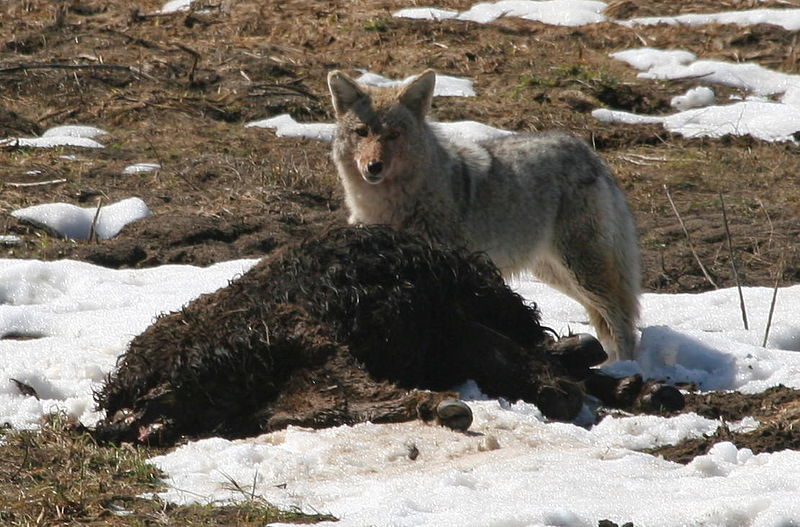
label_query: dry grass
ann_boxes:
[0,412,335,526]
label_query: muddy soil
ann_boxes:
[2,0,800,461]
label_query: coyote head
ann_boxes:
[328,70,436,185]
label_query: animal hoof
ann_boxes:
[535,380,584,422]
[640,383,685,412]
[615,374,645,407]
[436,399,473,431]
[548,333,608,379]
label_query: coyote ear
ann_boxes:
[398,69,436,117]
[328,70,367,116]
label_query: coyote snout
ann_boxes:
[328,69,642,362]
[353,134,390,184]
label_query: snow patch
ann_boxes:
[594,101,800,142]
[1,125,106,149]
[1,261,800,525]
[595,47,800,142]
[158,0,194,13]
[122,163,161,175]
[0,235,22,247]
[245,114,335,141]
[11,197,153,241]
[671,86,716,111]
[356,71,476,97]
[395,1,608,27]
[623,8,800,32]
[41,125,106,139]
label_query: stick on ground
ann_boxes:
[720,192,748,330]
[762,256,783,347]
[664,185,718,289]
[87,198,103,243]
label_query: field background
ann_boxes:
[2,0,798,292]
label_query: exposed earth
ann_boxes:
[2,0,800,463]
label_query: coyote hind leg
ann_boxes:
[562,241,639,362]
[534,242,639,362]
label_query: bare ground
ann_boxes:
[2,0,800,511]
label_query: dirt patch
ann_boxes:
[46,189,342,267]
[648,386,800,463]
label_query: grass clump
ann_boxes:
[0,412,335,526]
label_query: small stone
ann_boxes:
[478,435,500,452]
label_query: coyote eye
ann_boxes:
[355,126,369,137]
[385,129,400,140]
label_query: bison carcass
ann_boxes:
[94,226,591,445]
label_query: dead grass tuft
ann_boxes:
[0,412,335,525]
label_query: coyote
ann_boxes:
[327,69,641,362]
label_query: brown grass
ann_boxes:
[0,412,335,525]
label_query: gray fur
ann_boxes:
[328,69,641,361]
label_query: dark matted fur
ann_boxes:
[94,226,581,445]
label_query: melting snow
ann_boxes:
[356,71,476,97]
[11,197,153,241]
[1,125,106,149]
[122,163,162,175]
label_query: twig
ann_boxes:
[10,378,40,399]
[757,198,774,250]
[5,179,67,188]
[7,435,30,482]
[624,153,667,162]
[88,197,103,243]
[248,81,319,100]
[0,62,157,82]
[762,256,784,347]
[173,43,200,84]
[720,192,748,330]
[36,106,79,124]
[663,185,718,289]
